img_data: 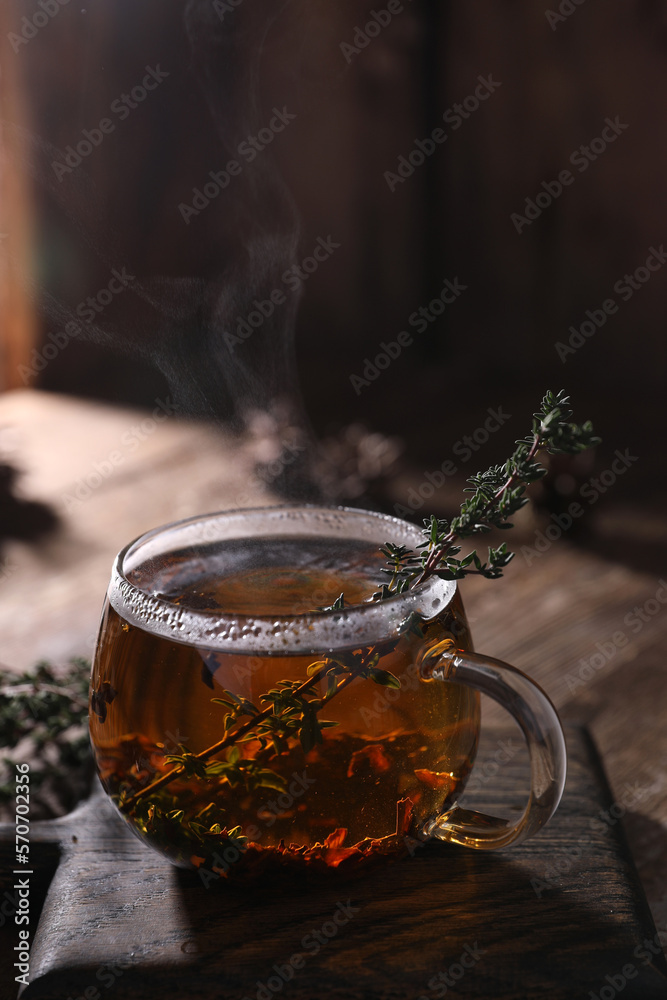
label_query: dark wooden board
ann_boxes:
[1,726,665,1000]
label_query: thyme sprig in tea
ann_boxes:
[119,643,399,811]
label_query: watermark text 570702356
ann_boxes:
[14,763,32,988]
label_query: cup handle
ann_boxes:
[421,647,567,850]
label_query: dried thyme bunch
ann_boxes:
[0,658,91,814]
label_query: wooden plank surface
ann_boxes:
[0,727,665,1000]
[1,388,666,972]
[0,389,281,667]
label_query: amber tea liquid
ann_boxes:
[90,536,480,868]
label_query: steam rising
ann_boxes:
[7,0,325,500]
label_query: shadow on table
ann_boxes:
[170,840,667,999]
[0,462,59,556]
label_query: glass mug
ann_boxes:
[89,505,566,872]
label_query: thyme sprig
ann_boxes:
[374,389,599,593]
[119,644,397,811]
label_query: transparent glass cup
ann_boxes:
[89,505,566,871]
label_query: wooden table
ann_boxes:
[1,389,666,984]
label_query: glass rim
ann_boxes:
[108,504,456,654]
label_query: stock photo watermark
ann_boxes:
[545,0,588,31]
[59,397,179,511]
[417,941,486,999]
[179,107,297,224]
[18,265,136,384]
[51,67,170,181]
[233,436,307,507]
[197,771,319,886]
[241,900,359,1000]
[8,0,70,54]
[13,763,31,988]
[384,75,501,192]
[349,277,467,395]
[213,0,244,20]
[224,235,340,352]
[511,117,629,234]
[57,959,133,1000]
[464,737,522,795]
[531,778,653,900]
[521,448,638,564]
[555,245,667,362]
[340,0,414,63]
[572,925,667,998]
[393,405,512,517]
[563,579,667,694]
[0,560,19,585]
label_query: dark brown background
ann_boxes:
[1,0,666,509]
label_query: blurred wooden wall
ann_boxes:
[0,3,36,390]
[0,1,665,446]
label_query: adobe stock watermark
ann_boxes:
[179,107,296,224]
[511,116,629,234]
[51,959,134,1000]
[51,66,170,181]
[531,779,652,899]
[521,448,638,565]
[580,922,667,999]
[393,405,511,518]
[241,901,359,1000]
[255,771,316,828]
[234,436,307,507]
[224,235,340,352]
[555,245,667,362]
[545,0,588,31]
[340,0,414,63]
[197,770,318,886]
[563,579,667,694]
[8,0,70,55]
[0,560,18,585]
[464,737,522,795]
[587,964,642,1000]
[18,266,136,384]
[213,0,244,20]
[59,397,179,511]
[350,277,467,395]
[417,942,486,999]
[384,75,501,192]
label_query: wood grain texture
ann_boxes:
[1,390,667,991]
[0,390,280,669]
[0,727,665,1000]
